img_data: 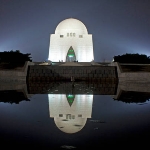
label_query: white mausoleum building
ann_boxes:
[48,18,94,62]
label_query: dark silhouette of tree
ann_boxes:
[0,50,32,68]
[0,50,32,63]
[113,91,150,103]
[0,90,30,104]
[15,50,20,53]
[113,53,150,64]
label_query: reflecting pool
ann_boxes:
[0,81,150,149]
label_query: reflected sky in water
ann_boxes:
[0,88,150,149]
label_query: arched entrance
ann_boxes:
[66,94,75,107]
[66,46,76,62]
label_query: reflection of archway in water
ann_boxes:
[48,94,93,134]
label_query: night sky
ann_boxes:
[0,0,150,62]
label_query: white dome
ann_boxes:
[54,117,87,134]
[55,18,88,34]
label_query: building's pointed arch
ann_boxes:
[66,46,76,62]
[66,94,75,107]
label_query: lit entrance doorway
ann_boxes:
[66,46,76,62]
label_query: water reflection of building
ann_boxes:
[48,94,93,133]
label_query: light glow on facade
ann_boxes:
[48,18,94,62]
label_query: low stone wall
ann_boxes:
[27,65,118,82]
[0,61,34,83]
[110,62,150,82]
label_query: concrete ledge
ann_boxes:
[0,61,34,82]
[110,62,150,82]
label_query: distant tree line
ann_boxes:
[113,91,150,103]
[0,90,30,104]
[0,50,32,63]
[113,53,150,64]
[0,50,32,69]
